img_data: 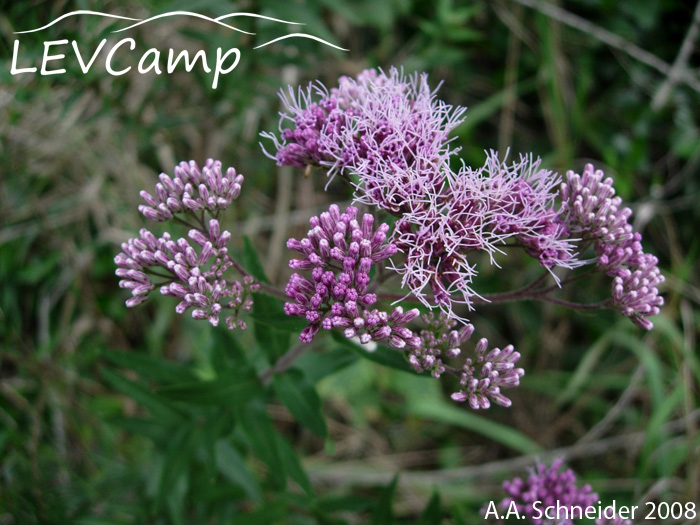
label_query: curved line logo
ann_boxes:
[10,10,348,89]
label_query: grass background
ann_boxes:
[1,0,698,523]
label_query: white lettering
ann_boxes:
[212,47,240,89]
[532,501,543,520]
[167,49,210,73]
[503,500,521,519]
[106,38,135,76]
[72,39,107,73]
[138,48,162,74]
[603,503,617,520]
[11,40,38,74]
[41,39,69,75]
[483,501,499,520]
[545,505,556,520]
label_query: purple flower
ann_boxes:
[611,254,664,330]
[116,219,258,328]
[493,459,599,525]
[284,204,420,347]
[559,164,664,329]
[407,313,522,409]
[391,210,479,319]
[116,161,258,329]
[450,336,524,410]
[262,67,467,214]
[408,312,475,378]
[391,151,575,319]
[323,68,466,213]
[138,159,243,221]
[261,83,341,169]
[454,152,576,270]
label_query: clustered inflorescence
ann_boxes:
[559,164,664,329]
[489,459,632,525]
[265,67,663,333]
[115,160,258,330]
[408,313,524,408]
[284,204,422,348]
[116,66,664,412]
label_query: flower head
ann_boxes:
[494,459,599,524]
[611,254,664,330]
[284,204,420,347]
[116,161,257,329]
[450,337,524,409]
[391,151,576,319]
[138,159,243,221]
[408,312,475,378]
[323,68,467,213]
[116,219,258,329]
[262,67,466,215]
[559,164,664,329]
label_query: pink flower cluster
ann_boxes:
[265,68,664,330]
[115,221,258,330]
[115,160,257,330]
[262,67,466,214]
[284,204,421,348]
[392,152,578,317]
[559,164,664,329]
[489,459,632,525]
[138,159,243,221]
[451,337,524,409]
[410,313,525,409]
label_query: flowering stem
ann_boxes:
[531,267,596,295]
[375,267,611,311]
[144,269,175,280]
[171,215,201,231]
[535,296,610,310]
[480,270,551,303]
[256,282,289,301]
[259,341,312,385]
[375,271,551,305]
[228,256,288,301]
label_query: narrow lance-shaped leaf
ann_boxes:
[273,368,327,438]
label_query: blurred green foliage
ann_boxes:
[1,0,699,523]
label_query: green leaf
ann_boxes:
[157,425,192,512]
[251,293,309,333]
[238,400,287,489]
[230,501,288,525]
[157,369,262,407]
[370,474,398,525]
[192,409,236,479]
[316,494,374,514]
[273,368,327,438]
[107,416,172,442]
[215,440,262,503]
[331,332,418,375]
[102,349,196,384]
[100,368,185,423]
[242,235,270,283]
[418,492,442,525]
[208,326,247,372]
[276,432,314,496]
[295,347,360,383]
[408,400,542,455]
